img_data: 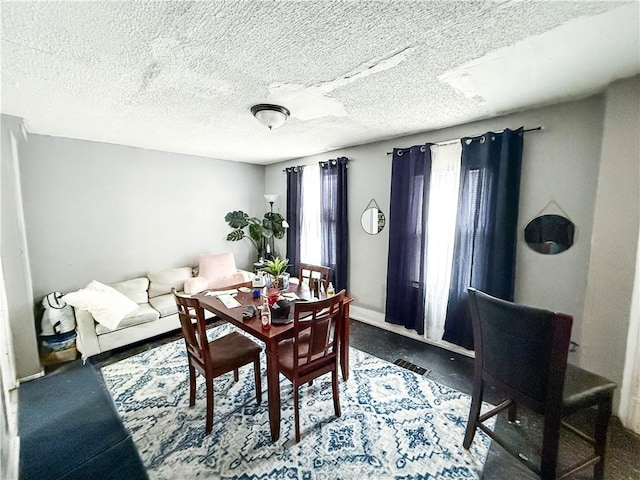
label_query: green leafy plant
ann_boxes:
[260,256,290,277]
[225,210,287,257]
[260,256,290,290]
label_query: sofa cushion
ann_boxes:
[63,281,138,331]
[149,292,216,320]
[110,277,149,304]
[95,303,159,335]
[148,267,193,299]
[148,293,178,318]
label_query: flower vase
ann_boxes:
[267,287,279,305]
[277,272,290,290]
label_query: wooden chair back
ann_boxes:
[298,262,331,297]
[173,289,210,375]
[278,290,346,442]
[172,288,263,435]
[291,290,345,377]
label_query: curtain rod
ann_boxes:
[282,156,349,172]
[385,126,543,155]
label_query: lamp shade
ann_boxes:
[264,194,279,204]
[251,104,290,129]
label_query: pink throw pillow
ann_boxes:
[198,252,237,280]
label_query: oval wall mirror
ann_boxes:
[361,199,385,235]
[524,214,575,255]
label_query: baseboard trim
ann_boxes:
[349,305,474,358]
[19,368,45,384]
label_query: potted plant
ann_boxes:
[260,256,290,290]
[225,210,287,260]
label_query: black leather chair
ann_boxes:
[464,288,617,480]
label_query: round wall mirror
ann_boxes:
[524,214,575,255]
[361,200,385,235]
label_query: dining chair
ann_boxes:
[277,290,346,442]
[172,288,262,434]
[298,263,331,298]
[464,288,617,480]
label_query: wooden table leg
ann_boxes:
[340,303,350,381]
[265,342,281,441]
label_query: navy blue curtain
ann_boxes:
[285,166,303,275]
[320,157,349,291]
[384,145,432,335]
[442,128,524,349]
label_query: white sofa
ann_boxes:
[74,256,252,360]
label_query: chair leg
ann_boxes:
[294,385,301,443]
[233,368,239,382]
[188,365,196,407]
[205,376,214,435]
[540,410,562,480]
[332,368,341,417]
[593,395,613,480]
[253,357,262,405]
[508,401,518,423]
[463,379,484,449]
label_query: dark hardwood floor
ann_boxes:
[349,320,640,480]
[48,318,639,479]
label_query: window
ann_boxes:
[300,164,321,265]
[294,158,348,290]
[424,142,461,340]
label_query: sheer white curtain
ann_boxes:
[620,226,640,434]
[300,164,322,265]
[424,142,462,341]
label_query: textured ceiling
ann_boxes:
[2,1,639,164]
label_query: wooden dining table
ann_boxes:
[195,280,352,441]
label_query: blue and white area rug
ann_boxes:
[102,323,493,479]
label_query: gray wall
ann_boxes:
[581,76,640,403]
[266,95,605,337]
[11,76,640,398]
[20,136,265,299]
[265,77,640,404]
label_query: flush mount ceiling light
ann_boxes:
[250,104,290,130]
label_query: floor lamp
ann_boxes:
[264,194,278,260]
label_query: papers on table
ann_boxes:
[204,289,238,297]
[217,294,241,309]
[281,292,300,301]
[281,291,315,302]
